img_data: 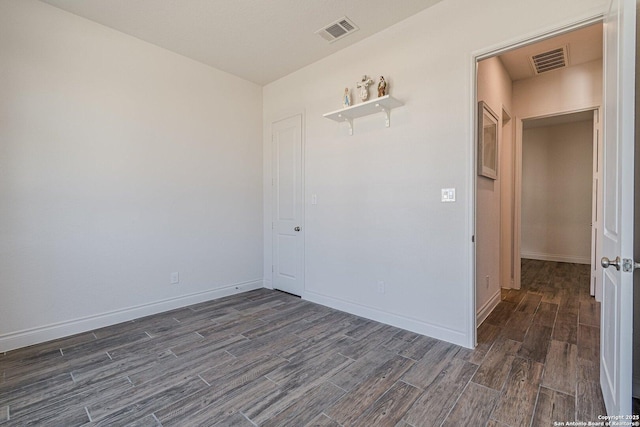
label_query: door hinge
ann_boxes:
[472,235,475,243]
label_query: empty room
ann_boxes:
[0,0,637,425]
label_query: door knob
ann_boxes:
[294,226,301,232]
[601,256,621,271]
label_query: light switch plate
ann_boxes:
[441,188,456,202]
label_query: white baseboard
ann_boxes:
[0,279,263,353]
[476,290,501,326]
[634,376,640,399]
[304,290,470,349]
[521,251,590,265]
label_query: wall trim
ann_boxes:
[521,252,590,265]
[477,289,501,326]
[304,290,470,349]
[0,279,263,353]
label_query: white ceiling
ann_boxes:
[499,23,603,81]
[39,0,443,85]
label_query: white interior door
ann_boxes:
[600,0,635,416]
[272,114,304,296]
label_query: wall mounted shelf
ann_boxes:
[323,95,404,135]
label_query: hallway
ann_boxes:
[480,259,605,424]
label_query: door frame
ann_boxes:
[470,14,604,345]
[265,110,306,295]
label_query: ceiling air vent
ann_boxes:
[316,17,359,43]
[529,46,569,75]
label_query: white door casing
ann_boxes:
[600,0,635,416]
[272,114,304,296]
[592,108,603,300]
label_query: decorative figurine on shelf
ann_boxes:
[343,88,351,108]
[356,75,374,102]
[377,76,387,97]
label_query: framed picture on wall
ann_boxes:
[478,101,499,180]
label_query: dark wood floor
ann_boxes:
[0,260,606,426]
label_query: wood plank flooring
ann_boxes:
[0,260,607,426]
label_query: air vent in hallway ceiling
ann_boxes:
[529,46,569,75]
[316,17,359,43]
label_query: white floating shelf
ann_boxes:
[323,95,404,135]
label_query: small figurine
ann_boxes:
[356,75,374,102]
[343,88,351,108]
[377,76,387,97]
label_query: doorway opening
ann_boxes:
[475,22,603,328]
[520,109,598,277]
[472,19,610,417]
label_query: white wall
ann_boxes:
[476,57,512,323]
[263,0,608,347]
[513,60,603,119]
[0,0,263,351]
[521,120,594,263]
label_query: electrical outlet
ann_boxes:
[171,272,179,284]
[377,281,385,294]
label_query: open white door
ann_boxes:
[600,0,636,416]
